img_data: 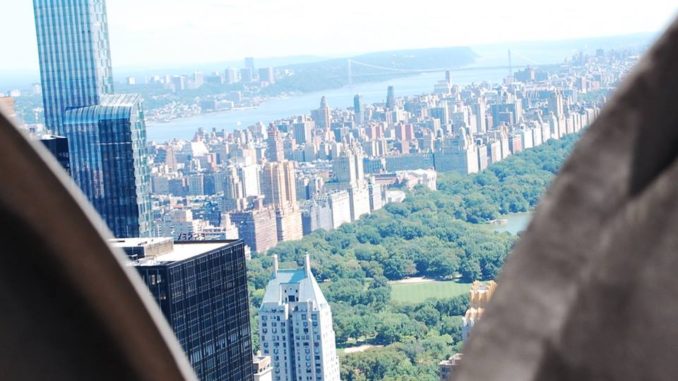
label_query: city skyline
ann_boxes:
[1,0,675,74]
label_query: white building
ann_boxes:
[328,191,351,228]
[348,185,371,222]
[259,255,340,381]
[157,209,199,239]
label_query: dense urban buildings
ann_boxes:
[115,238,254,381]
[139,47,630,256]
[259,255,341,381]
[33,0,151,238]
[1,13,641,378]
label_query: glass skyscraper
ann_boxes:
[114,238,254,381]
[34,0,151,238]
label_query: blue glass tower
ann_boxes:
[34,0,151,238]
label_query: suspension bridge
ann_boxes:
[346,50,549,85]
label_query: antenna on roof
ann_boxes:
[272,254,278,277]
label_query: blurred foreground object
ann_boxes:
[457,17,678,381]
[0,112,196,380]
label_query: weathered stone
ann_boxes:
[455,17,678,381]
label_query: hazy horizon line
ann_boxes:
[1,29,658,88]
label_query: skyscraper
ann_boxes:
[353,94,364,124]
[33,0,151,238]
[292,117,313,145]
[261,161,297,207]
[231,205,279,253]
[311,96,331,130]
[116,238,254,381]
[259,67,275,84]
[267,124,285,162]
[386,85,396,110]
[548,89,565,119]
[332,149,364,189]
[245,57,256,72]
[260,161,303,242]
[259,255,340,381]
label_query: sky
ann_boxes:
[1,0,677,72]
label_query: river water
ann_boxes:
[146,68,508,142]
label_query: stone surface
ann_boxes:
[455,17,678,381]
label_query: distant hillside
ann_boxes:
[472,32,657,66]
[263,47,477,94]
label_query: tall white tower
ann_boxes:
[259,255,340,381]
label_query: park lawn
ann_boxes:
[390,281,471,304]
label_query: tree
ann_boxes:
[427,253,458,278]
[414,304,441,327]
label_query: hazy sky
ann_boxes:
[1,0,677,71]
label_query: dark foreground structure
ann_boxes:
[456,18,678,381]
[0,16,677,381]
[115,238,254,381]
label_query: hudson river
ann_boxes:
[147,68,507,142]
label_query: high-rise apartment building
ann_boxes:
[292,117,314,145]
[353,94,364,124]
[33,0,151,238]
[115,238,254,381]
[275,205,303,242]
[231,205,279,253]
[261,161,297,207]
[267,124,285,162]
[245,57,256,72]
[259,255,340,381]
[332,150,364,188]
[311,97,331,130]
[386,85,396,110]
[260,161,303,242]
[548,89,565,118]
[259,67,275,84]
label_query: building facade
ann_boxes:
[462,280,497,341]
[0,96,16,121]
[231,206,279,253]
[439,353,463,381]
[34,0,151,237]
[259,255,340,381]
[39,135,70,173]
[116,238,254,381]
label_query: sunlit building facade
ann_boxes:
[34,0,151,237]
[259,255,340,381]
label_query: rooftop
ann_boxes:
[111,238,234,266]
[143,242,228,263]
[260,255,329,307]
